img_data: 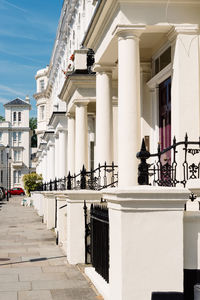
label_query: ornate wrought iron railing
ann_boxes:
[38,162,118,192]
[137,133,200,187]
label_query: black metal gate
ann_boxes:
[84,201,109,283]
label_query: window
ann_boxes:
[0,150,3,164]
[18,132,22,142]
[14,150,21,162]
[13,112,16,122]
[0,170,3,183]
[18,112,21,122]
[153,46,171,75]
[40,80,45,92]
[14,170,21,184]
[13,132,17,142]
[13,132,22,143]
[0,132,2,141]
[40,106,45,121]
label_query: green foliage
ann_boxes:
[29,117,37,148]
[22,173,42,196]
[29,117,37,130]
[0,115,5,121]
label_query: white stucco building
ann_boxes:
[33,1,200,300]
[0,97,32,188]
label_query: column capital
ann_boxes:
[93,64,115,74]
[168,24,199,42]
[66,112,75,119]
[53,133,59,139]
[113,24,146,40]
[74,100,89,107]
[57,127,67,134]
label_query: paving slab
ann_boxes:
[0,196,98,299]
[51,288,97,300]
[0,291,17,300]
[18,290,53,300]
[19,272,67,281]
[0,281,31,292]
[0,274,19,282]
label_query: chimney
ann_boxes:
[25,95,30,103]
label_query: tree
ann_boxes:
[29,117,37,147]
[0,116,5,122]
[22,173,42,196]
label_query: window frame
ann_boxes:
[152,43,171,76]
[13,170,21,184]
[40,105,45,121]
[40,79,45,92]
[13,112,17,122]
[18,112,21,122]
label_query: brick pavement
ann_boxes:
[0,196,100,300]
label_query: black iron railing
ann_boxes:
[90,203,109,283]
[137,133,200,187]
[84,200,91,265]
[38,162,118,192]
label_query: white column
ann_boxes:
[117,28,143,187]
[46,147,50,182]
[49,143,55,180]
[41,156,45,181]
[36,159,41,175]
[95,65,113,166]
[58,129,67,178]
[43,150,47,182]
[75,102,88,173]
[54,134,59,179]
[67,113,75,175]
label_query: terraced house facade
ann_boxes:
[33,1,200,299]
[0,97,33,189]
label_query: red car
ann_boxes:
[6,188,25,196]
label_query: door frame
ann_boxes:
[147,63,172,153]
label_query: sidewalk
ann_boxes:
[0,196,98,300]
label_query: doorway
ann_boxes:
[159,77,171,161]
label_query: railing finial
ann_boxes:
[81,165,86,189]
[185,132,188,142]
[136,139,150,185]
[67,171,72,190]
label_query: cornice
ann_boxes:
[48,111,67,127]
[59,73,96,104]
[33,91,50,101]
[43,131,54,140]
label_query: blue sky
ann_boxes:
[0,0,63,118]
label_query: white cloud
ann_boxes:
[1,0,27,13]
[0,28,37,41]
[0,84,26,97]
